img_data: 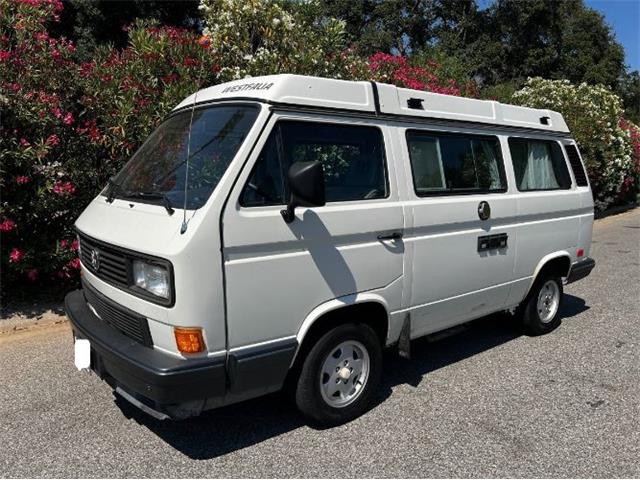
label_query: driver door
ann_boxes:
[221,112,405,350]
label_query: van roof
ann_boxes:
[173,74,569,133]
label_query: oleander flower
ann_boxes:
[45,134,60,146]
[52,180,76,195]
[9,248,25,263]
[68,257,81,269]
[0,219,17,232]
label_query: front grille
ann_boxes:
[79,233,129,287]
[82,280,153,347]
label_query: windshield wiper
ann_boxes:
[124,191,175,216]
[106,177,124,203]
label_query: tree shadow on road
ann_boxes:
[116,296,589,460]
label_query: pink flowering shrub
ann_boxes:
[0,0,219,292]
[77,22,220,163]
[1,0,84,289]
[367,52,478,98]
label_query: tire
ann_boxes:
[517,274,564,336]
[294,323,382,427]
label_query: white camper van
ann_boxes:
[65,74,595,425]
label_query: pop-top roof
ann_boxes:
[173,74,569,133]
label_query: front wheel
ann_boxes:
[517,275,563,335]
[294,323,382,427]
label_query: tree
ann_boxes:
[318,0,433,54]
[319,0,626,90]
[557,4,626,86]
[617,70,640,124]
[471,0,625,88]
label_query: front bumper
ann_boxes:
[566,257,596,284]
[64,289,226,418]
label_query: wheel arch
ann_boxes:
[291,293,390,368]
[525,251,572,298]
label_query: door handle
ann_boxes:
[377,232,403,241]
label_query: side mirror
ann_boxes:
[281,161,325,223]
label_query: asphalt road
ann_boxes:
[1,209,639,478]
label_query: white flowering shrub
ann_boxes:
[199,0,368,81]
[513,78,636,210]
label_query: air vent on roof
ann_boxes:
[540,116,550,125]
[407,98,424,110]
[564,144,589,186]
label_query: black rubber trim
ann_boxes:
[65,289,226,404]
[169,99,269,118]
[227,338,297,398]
[566,257,595,284]
[370,81,381,115]
[82,279,153,347]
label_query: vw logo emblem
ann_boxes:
[90,249,100,271]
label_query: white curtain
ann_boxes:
[411,139,446,190]
[479,140,502,189]
[520,141,559,190]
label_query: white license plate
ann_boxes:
[74,338,91,370]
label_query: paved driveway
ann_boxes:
[1,209,639,477]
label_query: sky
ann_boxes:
[586,0,640,71]
[477,0,640,72]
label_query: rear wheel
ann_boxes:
[517,275,563,335]
[294,323,382,427]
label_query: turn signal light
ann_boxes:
[174,327,205,354]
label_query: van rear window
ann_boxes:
[564,144,589,187]
[241,121,388,206]
[508,138,571,191]
[406,131,507,196]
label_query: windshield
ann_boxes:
[109,104,259,209]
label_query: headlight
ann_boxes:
[132,260,170,299]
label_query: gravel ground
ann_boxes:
[1,209,638,478]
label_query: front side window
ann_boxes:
[111,104,259,209]
[241,121,388,207]
[406,131,506,196]
[508,138,571,191]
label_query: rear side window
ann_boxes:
[406,131,507,195]
[241,121,388,206]
[508,138,571,191]
[564,144,589,186]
